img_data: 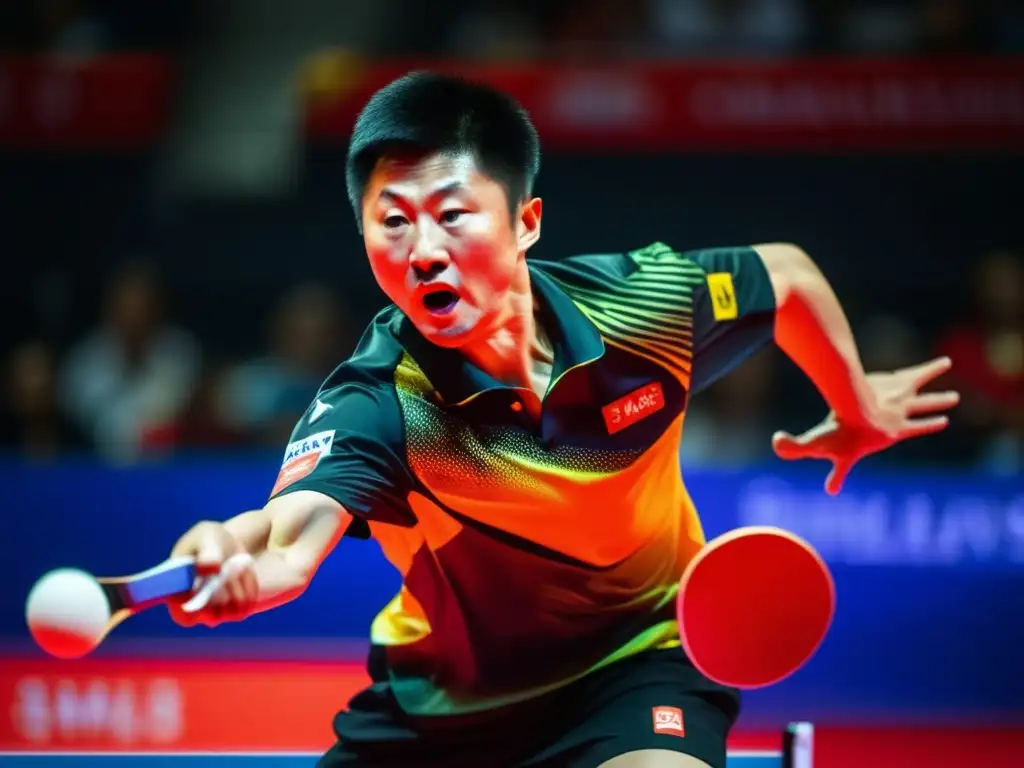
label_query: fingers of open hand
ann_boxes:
[902,356,953,388]
[907,390,960,416]
[772,426,861,496]
[825,458,856,497]
[771,421,838,460]
[900,415,952,439]
[876,357,955,405]
[894,389,958,439]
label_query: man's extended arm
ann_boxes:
[754,243,874,425]
[751,242,957,493]
[168,491,353,626]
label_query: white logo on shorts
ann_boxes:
[652,706,684,736]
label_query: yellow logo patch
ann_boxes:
[706,272,738,321]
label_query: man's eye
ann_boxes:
[440,210,467,225]
[384,215,408,229]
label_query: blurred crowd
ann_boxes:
[0,263,356,464]
[2,0,1022,58]
[2,250,1021,476]
[0,0,196,55]
[435,0,1024,60]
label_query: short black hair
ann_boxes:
[345,71,541,230]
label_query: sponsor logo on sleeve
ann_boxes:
[270,430,336,496]
[707,272,738,321]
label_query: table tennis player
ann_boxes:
[166,72,959,768]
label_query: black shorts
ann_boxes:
[318,649,741,768]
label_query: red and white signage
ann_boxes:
[0,54,172,147]
[1,55,1022,150]
[305,57,1024,151]
[0,658,368,751]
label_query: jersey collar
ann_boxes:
[396,262,606,406]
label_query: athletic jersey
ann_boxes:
[268,242,776,717]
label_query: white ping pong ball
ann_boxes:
[26,568,111,659]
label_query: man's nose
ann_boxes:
[410,227,450,281]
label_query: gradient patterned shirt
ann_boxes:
[269,242,776,717]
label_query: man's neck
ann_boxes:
[461,261,547,393]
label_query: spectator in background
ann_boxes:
[222,282,352,447]
[824,0,919,54]
[680,348,779,467]
[59,262,200,462]
[0,340,89,460]
[140,362,246,454]
[33,0,108,56]
[917,0,981,54]
[445,1,544,60]
[548,0,649,60]
[823,0,980,55]
[649,0,808,57]
[991,0,1024,52]
[857,313,926,374]
[936,250,1023,474]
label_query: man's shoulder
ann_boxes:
[530,249,636,288]
[298,306,407,425]
[290,368,404,450]
[531,242,715,297]
[320,305,405,389]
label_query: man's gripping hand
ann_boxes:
[772,356,960,496]
[167,521,259,628]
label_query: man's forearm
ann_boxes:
[755,243,875,423]
[221,494,349,615]
[219,509,304,613]
[244,549,313,614]
[223,508,272,554]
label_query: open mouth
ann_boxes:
[422,289,460,316]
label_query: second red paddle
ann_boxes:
[677,526,835,689]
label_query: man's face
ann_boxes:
[362,150,540,348]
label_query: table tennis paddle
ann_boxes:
[26,553,252,659]
[677,526,835,689]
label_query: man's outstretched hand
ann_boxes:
[772,356,960,496]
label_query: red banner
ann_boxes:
[0,54,172,148]
[305,56,1024,151]
[2,55,1022,150]
[0,658,368,751]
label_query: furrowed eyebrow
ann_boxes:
[378,181,466,206]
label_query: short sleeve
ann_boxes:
[268,384,415,539]
[685,246,776,393]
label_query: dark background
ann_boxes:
[2,0,1022,755]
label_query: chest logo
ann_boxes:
[602,382,665,435]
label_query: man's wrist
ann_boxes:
[832,371,877,427]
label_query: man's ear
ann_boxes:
[517,197,542,253]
